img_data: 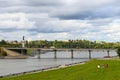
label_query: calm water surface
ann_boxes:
[0,50,117,76]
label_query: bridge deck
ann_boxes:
[6,48,117,51]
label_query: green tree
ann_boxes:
[53,40,58,48]
[117,47,120,58]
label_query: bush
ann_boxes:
[117,47,120,58]
[2,51,7,56]
[0,47,7,56]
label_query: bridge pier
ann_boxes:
[71,49,74,59]
[21,49,24,54]
[54,49,57,59]
[89,50,91,59]
[107,50,110,56]
[38,49,41,59]
[20,48,26,54]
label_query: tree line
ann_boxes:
[0,39,120,49]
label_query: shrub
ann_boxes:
[0,47,7,56]
[2,51,7,56]
[117,47,120,58]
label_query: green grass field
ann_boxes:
[0,59,120,80]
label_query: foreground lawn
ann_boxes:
[0,59,120,80]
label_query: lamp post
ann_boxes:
[22,36,25,48]
[21,36,25,54]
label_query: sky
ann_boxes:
[0,0,120,42]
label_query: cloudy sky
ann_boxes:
[0,0,120,42]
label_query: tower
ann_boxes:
[22,36,25,48]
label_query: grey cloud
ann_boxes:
[1,0,120,20]
[31,24,70,34]
[49,0,120,20]
[0,0,63,7]
[51,6,120,20]
[29,29,68,33]
[0,0,62,13]
[87,18,114,26]
[0,6,53,13]
[0,28,26,32]
[23,0,63,6]
[0,29,14,32]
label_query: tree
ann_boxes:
[53,40,58,48]
[117,47,120,58]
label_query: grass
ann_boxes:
[0,59,120,80]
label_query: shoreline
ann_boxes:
[0,55,28,59]
[0,60,87,78]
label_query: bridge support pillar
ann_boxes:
[54,49,57,59]
[38,49,41,59]
[71,49,74,59]
[89,50,91,59]
[107,50,110,57]
[21,48,23,54]
[21,48,26,54]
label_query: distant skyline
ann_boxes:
[0,0,120,42]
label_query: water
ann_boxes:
[0,50,117,76]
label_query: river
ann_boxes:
[0,50,117,76]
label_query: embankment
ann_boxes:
[1,48,28,59]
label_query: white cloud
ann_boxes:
[0,13,35,29]
[0,30,30,41]
[0,0,120,42]
[36,32,71,40]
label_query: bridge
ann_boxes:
[6,48,117,59]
